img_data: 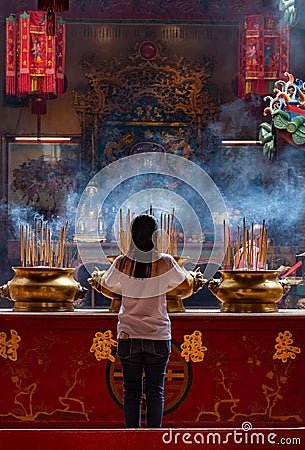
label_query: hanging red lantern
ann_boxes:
[5,10,66,98]
[238,15,289,98]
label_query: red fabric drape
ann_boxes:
[6,10,66,97]
[238,15,289,98]
[5,16,17,95]
[56,18,66,96]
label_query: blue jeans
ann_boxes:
[117,338,171,428]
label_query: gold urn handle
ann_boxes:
[189,267,207,294]
[208,277,221,296]
[88,265,207,298]
[278,278,291,296]
[87,267,121,299]
[87,266,106,293]
[0,283,11,300]
[73,283,88,301]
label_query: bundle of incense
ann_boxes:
[159,210,177,255]
[169,208,177,256]
[118,206,178,256]
[119,208,132,255]
[19,219,70,268]
[222,220,232,269]
[125,209,131,253]
[171,224,178,257]
[223,218,269,270]
[223,219,226,269]
[159,212,169,253]
[157,207,177,255]
[119,209,125,255]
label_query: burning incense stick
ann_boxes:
[126,209,131,253]
[250,223,254,269]
[119,209,125,255]
[25,224,30,267]
[243,217,247,269]
[223,219,226,269]
[20,224,24,267]
[227,225,231,269]
[40,220,44,265]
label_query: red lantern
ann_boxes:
[5,10,66,97]
[238,15,289,97]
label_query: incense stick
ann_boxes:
[243,217,247,269]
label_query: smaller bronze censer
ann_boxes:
[208,270,290,313]
[89,256,206,313]
[166,256,206,312]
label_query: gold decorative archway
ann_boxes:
[73,40,220,169]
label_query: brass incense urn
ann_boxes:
[88,256,206,313]
[166,257,205,312]
[0,267,88,312]
[208,270,290,313]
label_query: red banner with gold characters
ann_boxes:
[5,10,66,97]
[5,15,17,95]
[238,15,289,98]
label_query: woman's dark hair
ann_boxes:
[118,214,158,278]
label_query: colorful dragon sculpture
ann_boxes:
[259,72,305,159]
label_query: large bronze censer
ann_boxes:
[89,256,206,313]
[0,267,87,312]
[0,220,87,312]
[208,270,290,313]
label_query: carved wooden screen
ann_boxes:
[72,40,220,170]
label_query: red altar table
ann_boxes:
[0,309,304,449]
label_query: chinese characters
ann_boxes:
[0,329,21,361]
[90,330,117,362]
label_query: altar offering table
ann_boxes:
[0,309,304,449]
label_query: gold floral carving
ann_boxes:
[0,329,21,361]
[180,330,207,363]
[73,41,215,120]
[72,41,219,168]
[0,337,92,422]
[195,332,302,423]
[90,330,117,362]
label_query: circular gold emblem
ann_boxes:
[106,339,192,415]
